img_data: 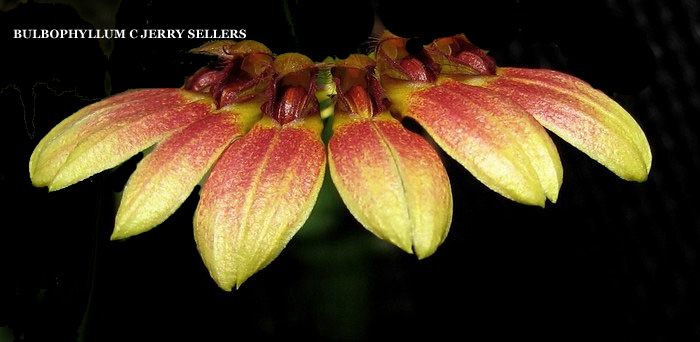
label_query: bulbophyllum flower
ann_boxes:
[28,33,651,290]
[191,51,326,290]
[30,40,326,290]
[376,32,651,206]
[327,55,452,259]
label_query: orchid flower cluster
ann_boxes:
[28,32,651,290]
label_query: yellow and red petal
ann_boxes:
[328,113,452,258]
[386,79,561,206]
[32,89,216,191]
[111,108,255,240]
[29,88,179,185]
[440,80,563,203]
[483,67,651,181]
[193,116,326,290]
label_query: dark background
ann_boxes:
[1,0,698,341]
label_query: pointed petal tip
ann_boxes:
[619,151,651,182]
[597,152,649,182]
[391,80,557,208]
[413,244,436,260]
[111,218,148,241]
[47,180,69,192]
[545,174,563,204]
[487,67,652,184]
[109,230,128,241]
[213,275,237,292]
[328,114,452,258]
[204,268,236,291]
[110,217,154,240]
[512,191,546,208]
[113,113,242,244]
[30,176,49,189]
[29,89,214,192]
[48,170,88,192]
[214,270,254,291]
[622,167,650,183]
[31,166,59,189]
[614,159,651,183]
[206,254,263,291]
[195,116,326,292]
[638,172,650,183]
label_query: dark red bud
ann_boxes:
[346,85,373,117]
[185,67,225,92]
[456,51,491,75]
[368,75,389,113]
[455,51,496,75]
[399,57,432,82]
[275,86,307,125]
[218,81,250,107]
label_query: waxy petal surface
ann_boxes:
[328,113,452,258]
[194,116,326,290]
[387,79,560,206]
[29,89,181,185]
[440,80,563,202]
[483,68,651,181]
[37,90,215,191]
[112,111,250,240]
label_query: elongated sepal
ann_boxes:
[190,40,271,59]
[29,89,215,191]
[194,116,326,290]
[112,110,254,240]
[483,68,651,181]
[386,79,563,206]
[328,113,452,258]
[30,89,174,185]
